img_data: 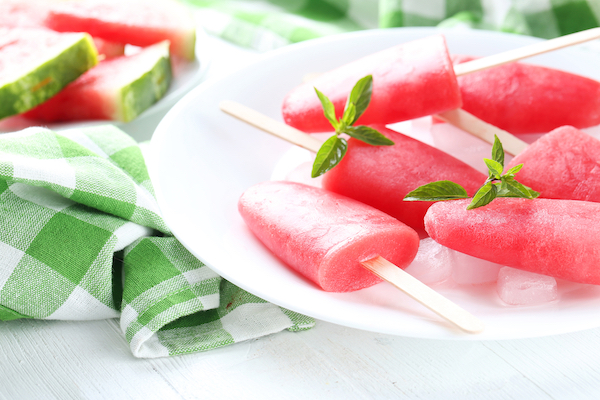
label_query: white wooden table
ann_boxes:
[2,32,600,400]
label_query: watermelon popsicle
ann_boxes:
[283,28,600,133]
[221,101,486,235]
[424,198,600,285]
[437,109,600,203]
[451,55,600,134]
[240,180,483,333]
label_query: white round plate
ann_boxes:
[149,27,600,340]
[0,26,211,140]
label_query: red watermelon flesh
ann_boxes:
[238,181,419,292]
[425,198,600,285]
[45,1,196,60]
[24,41,171,122]
[282,35,462,133]
[92,37,125,60]
[453,55,600,134]
[321,124,486,235]
[506,125,600,202]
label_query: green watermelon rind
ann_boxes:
[0,32,98,119]
[117,41,173,122]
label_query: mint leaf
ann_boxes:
[311,75,392,177]
[345,75,373,124]
[311,135,348,178]
[500,177,540,199]
[315,88,338,129]
[491,135,505,166]
[505,163,523,176]
[344,125,394,146]
[404,180,469,201]
[484,158,503,179]
[467,182,498,209]
[341,102,357,128]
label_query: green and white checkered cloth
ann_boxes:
[0,125,314,358]
[183,0,600,50]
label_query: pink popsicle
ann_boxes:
[282,35,462,133]
[424,198,600,285]
[506,125,600,202]
[452,55,600,134]
[321,124,486,235]
[238,180,420,292]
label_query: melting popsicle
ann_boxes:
[283,28,600,133]
[437,110,600,204]
[240,180,484,333]
[282,35,461,133]
[452,55,600,134]
[239,180,420,292]
[320,124,486,235]
[505,125,600,202]
[424,197,600,285]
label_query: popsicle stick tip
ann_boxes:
[361,256,484,334]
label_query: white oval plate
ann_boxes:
[149,27,600,340]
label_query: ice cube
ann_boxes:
[450,250,502,284]
[497,266,558,306]
[404,238,452,285]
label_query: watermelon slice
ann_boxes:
[45,1,196,61]
[24,41,172,123]
[0,28,98,120]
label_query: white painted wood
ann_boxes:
[2,319,600,399]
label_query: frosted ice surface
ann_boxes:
[497,266,558,306]
[450,250,502,284]
[404,238,452,285]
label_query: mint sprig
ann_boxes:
[311,75,394,178]
[403,135,539,210]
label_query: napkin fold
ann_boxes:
[184,0,600,51]
[0,125,314,358]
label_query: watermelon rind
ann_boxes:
[0,29,98,119]
[116,41,173,122]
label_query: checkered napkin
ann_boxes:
[183,0,600,50]
[0,124,314,358]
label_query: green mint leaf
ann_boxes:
[467,182,498,209]
[500,178,540,199]
[491,135,505,166]
[504,163,523,176]
[484,158,504,179]
[315,88,338,130]
[344,125,394,146]
[311,135,348,178]
[342,102,357,128]
[404,180,469,202]
[345,75,373,125]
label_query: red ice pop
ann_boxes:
[321,124,486,234]
[505,125,600,201]
[424,198,600,285]
[239,180,420,292]
[282,35,462,133]
[452,55,600,134]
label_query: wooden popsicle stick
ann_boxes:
[361,256,484,334]
[454,27,600,76]
[220,100,485,334]
[435,108,529,156]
